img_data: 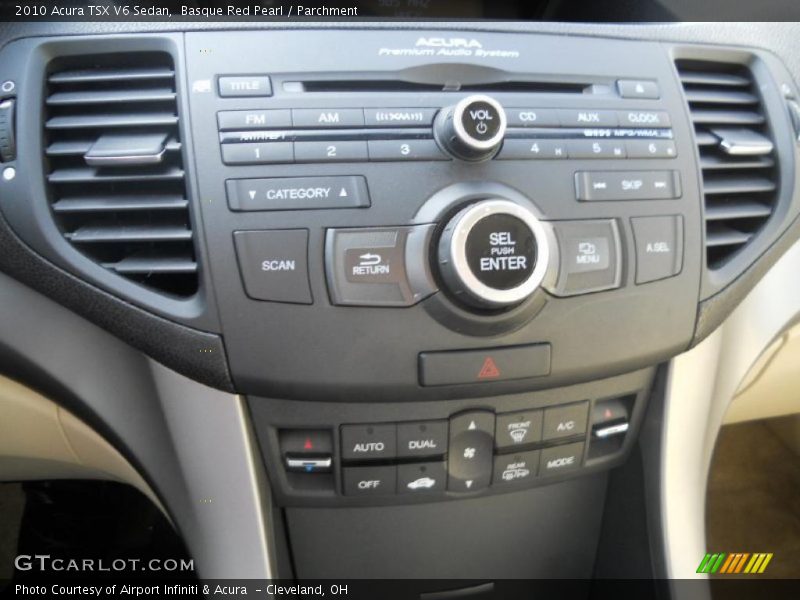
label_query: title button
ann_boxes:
[218,76,272,98]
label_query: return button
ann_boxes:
[226,175,370,211]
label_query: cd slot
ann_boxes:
[284,79,591,94]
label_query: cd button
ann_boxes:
[505,108,560,128]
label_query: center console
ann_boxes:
[1,24,797,583]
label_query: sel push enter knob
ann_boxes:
[434,94,507,161]
[438,199,550,309]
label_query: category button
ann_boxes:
[397,420,448,458]
[227,176,370,211]
[292,108,364,128]
[540,442,585,475]
[341,424,397,462]
[343,465,397,496]
[233,229,312,304]
[364,108,438,127]
[495,410,543,450]
[543,402,589,442]
[493,450,540,486]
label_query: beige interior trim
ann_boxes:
[725,322,800,424]
[0,373,164,514]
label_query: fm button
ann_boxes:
[434,94,507,161]
[437,199,552,309]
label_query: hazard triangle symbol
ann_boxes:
[477,357,500,380]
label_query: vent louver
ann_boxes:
[676,59,778,269]
[44,53,197,297]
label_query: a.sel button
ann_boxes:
[398,462,446,494]
[543,402,589,441]
[493,450,540,485]
[343,465,397,496]
[233,230,311,304]
[397,420,448,458]
[631,215,684,284]
[540,442,585,476]
[227,176,370,211]
[495,410,543,450]
[341,423,397,461]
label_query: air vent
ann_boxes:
[676,59,778,269]
[44,52,197,297]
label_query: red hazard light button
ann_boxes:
[418,344,551,387]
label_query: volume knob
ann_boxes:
[434,94,507,161]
